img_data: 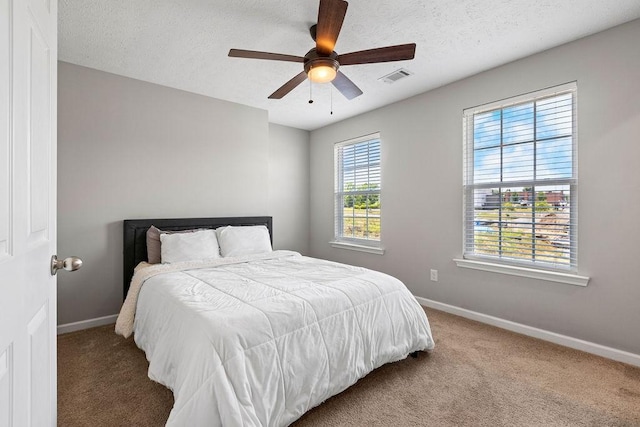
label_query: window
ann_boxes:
[462,83,577,273]
[333,133,382,252]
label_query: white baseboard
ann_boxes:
[57,314,118,335]
[57,300,640,368]
[416,296,640,368]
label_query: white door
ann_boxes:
[0,0,58,425]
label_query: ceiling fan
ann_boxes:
[228,0,416,101]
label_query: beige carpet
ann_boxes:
[58,308,640,426]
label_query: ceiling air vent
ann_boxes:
[378,68,413,84]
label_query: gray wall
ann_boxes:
[309,20,640,354]
[57,62,310,325]
[268,124,310,255]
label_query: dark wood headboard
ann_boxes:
[122,216,272,299]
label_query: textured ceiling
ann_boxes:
[59,0,640,131]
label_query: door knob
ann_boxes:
[51,255,83,276]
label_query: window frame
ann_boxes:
[459,82,587,284]
[332,132,383,254]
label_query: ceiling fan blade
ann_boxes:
[337,43,416,66]
[315,0,348,55]
[332,71,362,100]
[268,71,308,99]
[229,49,304,63]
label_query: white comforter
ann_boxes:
[129,251,434,426]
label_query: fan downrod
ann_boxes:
[309,24,318,42]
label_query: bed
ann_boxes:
[117,216,434,426]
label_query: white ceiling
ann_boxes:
[59,0,640,131]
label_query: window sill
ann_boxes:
[453,258,590,287]
[330,241,385,255]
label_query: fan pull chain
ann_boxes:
[308,81,314,104]
[330,85,333,115]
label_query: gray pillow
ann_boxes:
[146,225,201,264]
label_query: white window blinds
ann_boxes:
[334,134,381,246]
[463,83,577,271]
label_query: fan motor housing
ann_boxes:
[303,49,340,75]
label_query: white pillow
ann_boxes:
[216,225,272,257]
[160,229,221,263]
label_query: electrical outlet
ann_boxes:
[430,269,438,282]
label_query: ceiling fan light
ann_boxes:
[308,65,337,83]
[306,57,339,83]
